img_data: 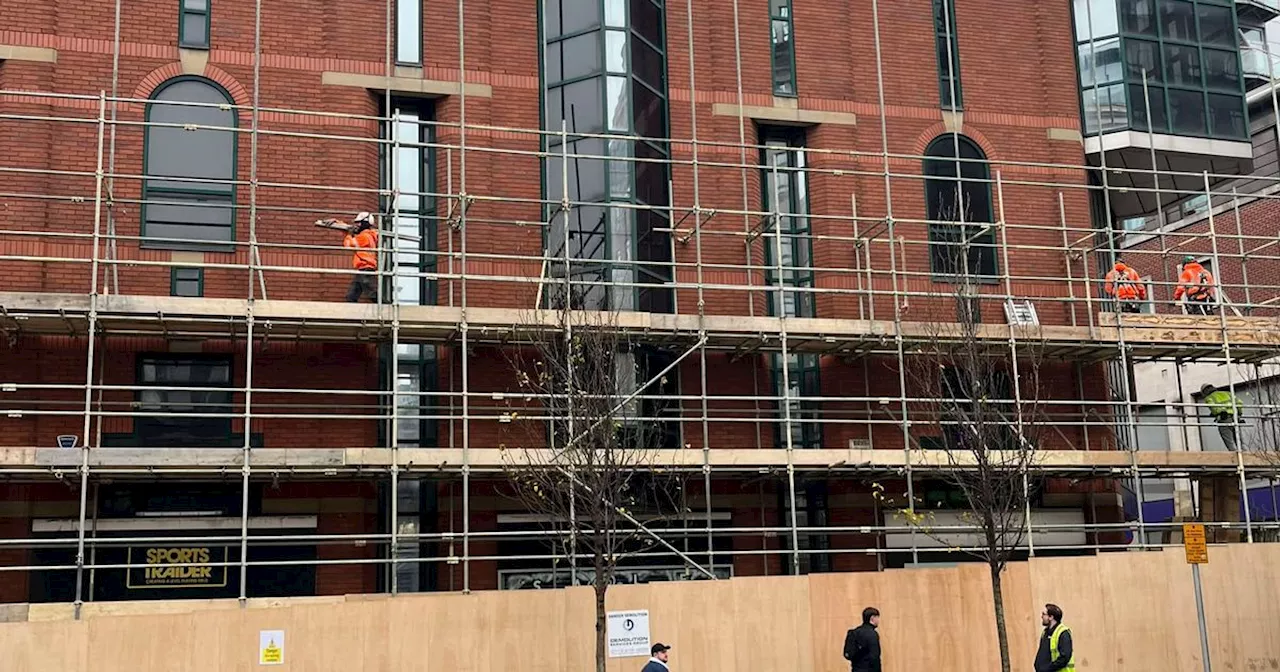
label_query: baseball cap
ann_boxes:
[651,643,671,655]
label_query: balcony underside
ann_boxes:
[1,293,1276,362]
[1085,132,1254,218]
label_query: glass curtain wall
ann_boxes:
[1074,0,1247,139]
[541,0,673,313]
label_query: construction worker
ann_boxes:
[1174,255,1216,315]
[338,211,381,303]
[1201,383,1243,452]
[1034,603,1074,672]
[1103,258,1147,313]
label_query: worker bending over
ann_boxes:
[1201,384,1243,452]
[1103,258,1146,313]
[1174,255,1216,315]
[337,211,381,303]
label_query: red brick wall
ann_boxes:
[1124,196,1280,316]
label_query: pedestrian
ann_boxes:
[1174,256,1216,315]
[641,643,671,672]
[1103,258,1147,313]
[843,606,881,672]
[1201,383,1243,451]
[1034,603,1074,672]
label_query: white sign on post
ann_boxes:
[258,630,285,666]
[606,610,651,658]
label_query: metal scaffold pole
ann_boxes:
[237,0,265,604]
[768,159,801,574]
[72,92,109,619]
[682,0,716,572]
[389,110,403,595]
[1203,171,1253,544]
[871,0,918,564]
[458,0,472,593]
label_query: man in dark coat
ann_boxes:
[843,607,881,672]
[1034,603,1075,672]
[641,643,671,672]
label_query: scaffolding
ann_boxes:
[3,0,1280,613]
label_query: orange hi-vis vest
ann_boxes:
[344,228,378,270]
[1175,262,1215,301]
[1105,265,1145,301]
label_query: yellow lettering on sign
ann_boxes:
[1183,523,1208,564]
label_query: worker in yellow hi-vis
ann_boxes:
[1034,603,1074,672]
[1201,383,1243,452]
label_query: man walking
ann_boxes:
[843,607,881,672]
[641,643,671,672]
[1034,603,1074,672]
[1201,383,1244,451]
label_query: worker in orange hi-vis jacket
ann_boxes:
[1103,258,1147,313]
[1173,255,1216,315]
[332,211,380,303]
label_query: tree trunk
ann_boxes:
[594,553,608,672]
[990,562,1012,672]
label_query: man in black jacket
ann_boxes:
[1034,603,1075,672]
[842,607,881,672]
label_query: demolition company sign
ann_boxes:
[606,610,651,658]
[127,546,228,588]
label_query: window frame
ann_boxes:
[178,0,211,50]
[923,134,999,283]
[769,0,798,97]
[170,267,205,297]
[394,0,423,65]
[140,76,239,251]
[760,126,821,450]
[932,0,963,109]
[133,353,235,447]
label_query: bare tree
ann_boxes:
[877,225,1048,672]
[500,301,685,672]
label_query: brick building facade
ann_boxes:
[0,0,1163,603]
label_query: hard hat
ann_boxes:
[1182,255,1196,264]
[354,211,374,225]
[1200,383,1215,396]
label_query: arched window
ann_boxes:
[923,134,996,279]
[143,77,237,248]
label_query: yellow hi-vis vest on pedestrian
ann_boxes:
[1050,624,1076,671]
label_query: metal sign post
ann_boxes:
[1184,523,1211,672]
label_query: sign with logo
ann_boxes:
[606,610,651,658]
[259,630,285,665]
[1183,523,1208,564]
[126,546,228,588]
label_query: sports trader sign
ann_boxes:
[127,546,228,588]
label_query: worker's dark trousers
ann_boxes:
[1117,301,1141,313]
[1186,299,1214,315]
[1218,422,1238,452]
[345,273,380,303]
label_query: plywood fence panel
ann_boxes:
[1200,544,1280,671]
[4,546,1280,672]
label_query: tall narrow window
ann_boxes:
[170,267,204,297]
[382,100,438,450]
[932,0,962,109]
[143,78,236,249]
[770,0,796,96]
[762,128,821,449]
[540,0,673,313]
[179,0,210,49]
[923,134,997,280]
[396,0,422,64]
[780,481,831,574]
